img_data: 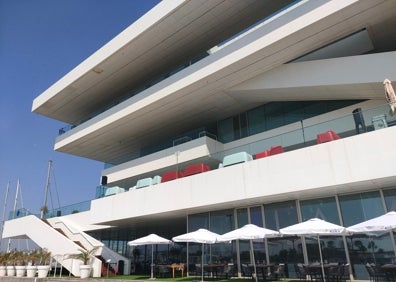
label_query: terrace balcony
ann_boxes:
[101,101,396,190]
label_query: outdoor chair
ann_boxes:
[152,175,162,184]
[136,177,153,189]
[316,130,341,144]
[270,263,285,280]
[326,263,341,282]
[194,264,210,278]
[366,263,377,282]
[255,149,270,159]
[304,264,323,281]
[217,263,235,279]
[221,151,253,167]
[183,163,211,177]
[161,170,183,182]
[352,108,367,134]
[156,265,170,278]
[366,263,386,282]
[338,263,351,282]
[242,263,254,279]
[269,145,284,155]
[104,186,125,196]
[294,263,307,280]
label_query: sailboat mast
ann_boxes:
[0,181,10,251]
[7,179,20,252]
[12,179,20,219]
[41,160,52,219]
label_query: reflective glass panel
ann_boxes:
[300,197,340,224]
[237,209,250,264]
[250,206,266,263]
[383,188,396,211]
[265,201,302,276]
[210,210,234,264]
[339,191,391,279]
[300,197,347,264]
[265,201,298,230]
[339,191,384,227]
[218,118,234,143]
[187,213,209,264]
[247,106,266,135]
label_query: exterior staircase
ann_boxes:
[2,215,130,277]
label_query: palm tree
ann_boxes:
[68,246,100,265]
[0,252,9,266]
[37,249,51,265]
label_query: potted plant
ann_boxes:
[6,251,16,276]
[37,249,51,278]
[68,246,99,279]
[26,250,39,278]
[14,251,27,277]
[0,253,8,277]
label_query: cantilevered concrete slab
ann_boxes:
[51,0,396,164]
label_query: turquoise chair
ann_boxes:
[222,152,253,167]
[136,177,153,189]
[104,186,125,196]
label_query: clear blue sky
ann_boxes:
[0,0,160,217]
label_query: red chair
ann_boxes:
[183,163,211,177]
[269,146,284,155]
[316,130,341,144]
[255,150,270,159]
[161,170,184,183]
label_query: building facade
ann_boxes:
[4,0,396,279]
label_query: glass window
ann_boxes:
[187,213,209,264]
[250,206,263,226]
[217,118,234,143]
[300,197,347,264]
[283,101,304,124]
[300,197,340,224]
[247,106,266,135]
[265,201,298,230]
[265,103,284,130]
[265,201,303,270]
[237,209,250,264]
[339,191,391,279]
[383,188,396,211]
[250,207,266,263]
[210,210,234,263]
[304,101,327,118]
[218,100,362,143]
[188,213,209,231]
[210,209,234,234]
[240,113,248,138]
[339,191,384,227]
[237,208,249,228]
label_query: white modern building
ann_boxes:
[4,0,396,279]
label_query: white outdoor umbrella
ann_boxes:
[384,79,396,114]
[128,234,173,279]
[347,211,396,233]
[280,218,348,282]
[347,211,396,264]
[218,224,279,282]
[172,228,221,282]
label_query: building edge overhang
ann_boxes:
[31,0,184,117]
[31,0,297,124]
[52,0,388,163]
